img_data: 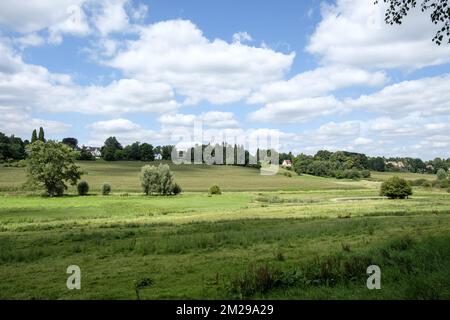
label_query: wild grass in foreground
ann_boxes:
[0,188,449,299]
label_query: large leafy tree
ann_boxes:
[139,143,155,162]
[376,0,450,45]
[62,137,78,149]
[101,137,123,161]
[380,176,413,199]
[0,132,25,161]
[26,141,83,197]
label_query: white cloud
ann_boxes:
[353,137,373,146]
[307,0,450,69]
[347,74,450,117]
[0,106,71,138]
[248,96,344,123]
[232,31,253,43]
[72,79,178,114]
[0,1,88,34]
[248,65,387,104]
[107,19,295,105]
[158,111,239,129]
[13,33,45,49]
[92,0,130,36]
[87,118,163,146]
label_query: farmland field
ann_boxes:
[0,162,449,299]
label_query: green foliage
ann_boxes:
[209,185,222,195]
[361,170,371,179]
[380,176,413,199]
[139,143,154,161]
[38,127,45,142]
[101,137,123,161]
[376,0,450,45]
[31,129,38,143]
[437,168,448,181]
[25,141,83,197]
[0,132,26,162]
[171,183,182,195]
[227,264,284,298]
[102,183,111,195]
[140,164,179,195]
[77,181,89,196]
[62,137,78,149]
[77,146,95,161]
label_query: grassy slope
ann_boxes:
[1,160,372,193]
[0,163,449,299]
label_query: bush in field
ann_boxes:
[361,170,371,179]
[209,185,222,195]
[25,141,83,197]
[102,183,111,195]
[437,168,448,181]
[412,178,428,186]
[171,183,182,195]
[284,171,292,177]
[140,164,179,195]
[77,181,89,196]
[380,176,412,199]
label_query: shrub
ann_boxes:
[436,168,448,180]
[102,183,111,195]
[344,169,362,180]
[77,181,89,196]
[284,171,292,177]
[171,183,182,195]
[334,170,345,179]
[361,170,371,179]
[209,185,222,195]
[140,164,179,196]
[412,178,427,186]
[380,176,413,199]
[433,179,450,189]
[227,265,284,298]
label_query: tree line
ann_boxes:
[1,129,449,177]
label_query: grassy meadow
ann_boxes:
[0,161,449,299]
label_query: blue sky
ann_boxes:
[0,0,449,159]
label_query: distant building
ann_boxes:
[385,161,405,169]
[154,153,162,160]
[281,160,292,168]
[85,146,101,158]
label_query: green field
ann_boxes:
[0,162,449,299]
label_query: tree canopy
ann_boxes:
[26,141,83,197]
[376,0,450,45]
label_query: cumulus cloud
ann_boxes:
[248,96,344,123]
[87,118,163,146]
[0,42,178,115]
[158,111,239,129]
[107,19,295,105]
[347,74,450,117]
[0,106,71,138]
[232,31,253,43]
[248,65,388,104]
[0,1,89,34]
[91,0,130,36]
[307,0,450,69]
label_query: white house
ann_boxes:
[154,153,163,160]
[281,160,292,168]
